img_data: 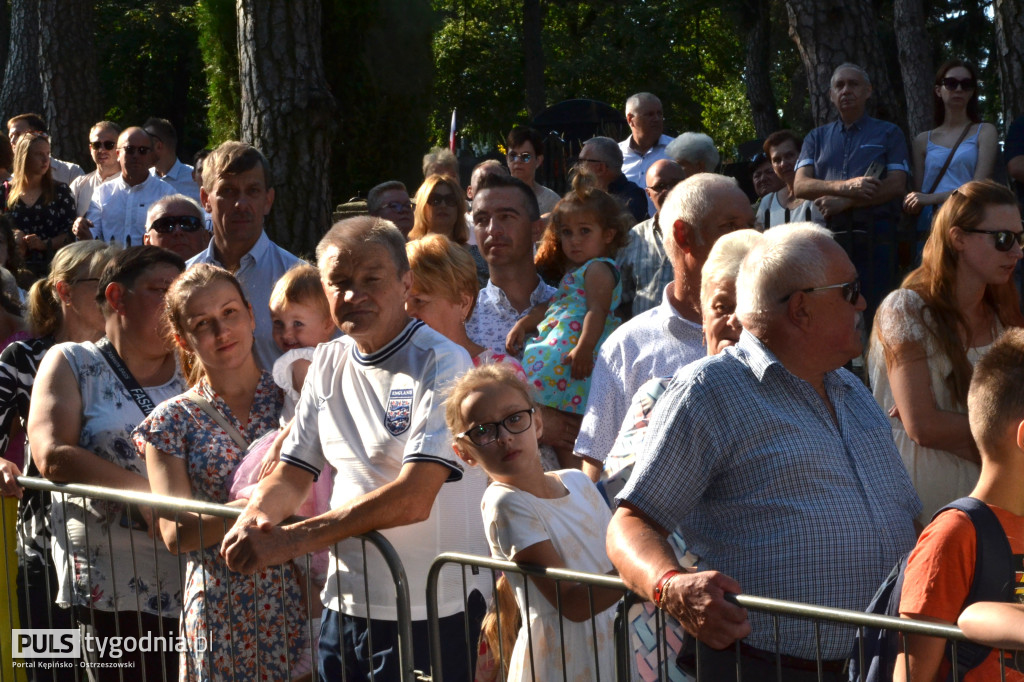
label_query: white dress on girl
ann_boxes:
[482,469,615,682]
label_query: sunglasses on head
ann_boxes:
[780,278,861,304]
[941,77,975,91]
[119,145,151,156]
[959,227,1024,252]
[148,215,204,234]
[90,140,116,151]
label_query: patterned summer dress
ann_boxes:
[133,372,311,681]
[522,257,621,413]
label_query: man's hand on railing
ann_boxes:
[0,459,23,498]
[662,569,752,650]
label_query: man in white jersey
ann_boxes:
[221,216,487,681]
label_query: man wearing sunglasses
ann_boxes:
[608,223,919,680]
[143,195,210,260]
[76,127,176,247]
[69,121,122,216]
[144,117,201,202]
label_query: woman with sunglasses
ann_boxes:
[142,194,211,260]
[2,132,77,281]
[870,180,1023,523]
[410,173,489,285]
[903,61,997,232]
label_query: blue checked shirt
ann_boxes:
[619,330,920,660]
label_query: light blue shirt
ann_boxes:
[619,330,920,659]
[187,231,303,370]
[620,133,674,217]
[151,158,200,202]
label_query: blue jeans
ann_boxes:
[318,590,486,682]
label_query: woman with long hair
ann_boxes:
[870,180,1023,522]
[903,60,998,230]
[3,132,76,280]
[410,173,489,285]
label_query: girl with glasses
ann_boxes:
[870,180,1024,523]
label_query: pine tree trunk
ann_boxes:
[994,0,1024,126]
[38,0,100,169]
[522,0,546,120]
[893,0,934,138]
[0,0,43,123]
[783,0,905,132]
[237,0,336,255]
[743,0,780,138]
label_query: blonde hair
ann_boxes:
[968,328,1024,457]
[445,363,534,436]
[410,174,469,244]
[406,234,479,320]
[27,241,118,337]
[269,263,329,320]
[8,133,53,210]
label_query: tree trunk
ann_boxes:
[237,0,336,255]
[994,0,1024,127]
[783,0,905,132]
[38,0,100,169]
[893,0,934,138]
[0,0,43,124]
[742,0,780,138]
[522,0,546,120]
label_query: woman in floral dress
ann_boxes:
[135,264,309,681]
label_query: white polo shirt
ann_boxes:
[281,319,487,620]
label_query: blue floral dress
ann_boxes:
[522,257,621,413]
[133,372,311,681]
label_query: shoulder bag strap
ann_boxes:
[95,337,157,417]
[925,123,973,195]
[187,388,249,450]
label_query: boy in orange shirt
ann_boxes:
[896,328,1024,681]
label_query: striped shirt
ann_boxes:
[619,330,920,659]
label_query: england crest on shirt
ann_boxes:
[385,387,414,435]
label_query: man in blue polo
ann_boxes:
[793,63,909,317]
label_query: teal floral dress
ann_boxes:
[133,372,311,681]
[522,257,621,413]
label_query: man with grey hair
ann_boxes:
[422,146,459,180]
[575,172,754,479]
[619,92,674,216]
[607,223,920,680]
[143,194,210,260]
[367,180,414,237]
[666,132,721,177]
[793,62,910,317]
[578,136,648,221]
[221,216,488,681]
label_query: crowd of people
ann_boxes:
[0,56,1022,682]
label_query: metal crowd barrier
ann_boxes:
[0,477,415,682]
[427,551,1018,682]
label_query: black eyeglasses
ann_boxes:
[941,77,975,91]
[90,140,116,151]
[382,201,413,212]
[959,227,1024,252]
[119,145,151,156]
[67,277,100,286]
[427,193,458,208]
[507,152,533,163]
[457,408,535,446]
[148,215,204,234]
[780,278,861,304]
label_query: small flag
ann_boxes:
[449,109,457,152]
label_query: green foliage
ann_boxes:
[196,0,240,144]
[95,0,207,157]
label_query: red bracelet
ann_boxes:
[652,569,684,609]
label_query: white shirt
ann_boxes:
[280,320,488,620]
[70,169,118,217]
[187,231,303,371]
[151,158,200,202]
[619,134,674,217]
[49,157,84,187]
[575,284,705,464]
[85,173,177,246]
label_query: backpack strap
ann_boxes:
[933,497,1014,681]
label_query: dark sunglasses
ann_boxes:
[959,227,1024,252]
[941,77,975,91]
[90,140,116,151]
[427,193,459,207]
[457,408,535,446]
[507,152,533,163]
[780,278,861,304]
[148,215,204,234]
[119,145,151,156]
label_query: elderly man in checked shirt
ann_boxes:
[607,223,920,682]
